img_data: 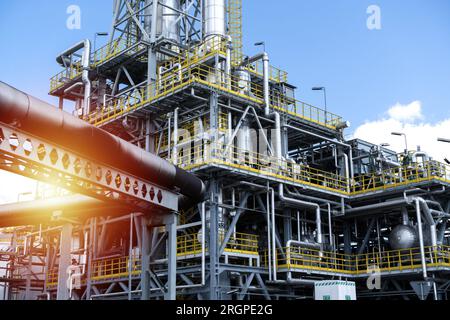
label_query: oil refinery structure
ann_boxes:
[0,0,449,300]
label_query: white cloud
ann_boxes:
[387,101,423,122]
[0,171,37,204]
[353,101,450,162]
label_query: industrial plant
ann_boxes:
[0,0,449,301]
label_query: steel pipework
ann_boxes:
[0,81,205,201]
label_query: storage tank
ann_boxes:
[389,225,418,250]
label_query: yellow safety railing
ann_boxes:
[50,35,145,93]
[177,232,259,257]
[91,256,141,281]
[225,232,259,255]
[172,141,350,194]
[262,245,450,276]
[352,160,450,195]
[46,245,450,289]
[46,270,58,287]
[159,36,227,72]
[87,61,341,130]
[46,233,258,288]
[244,61,288,84]
[46,256,141,288]
[170,139,450,197]
[92,36,146,67]
[49,62,83,92]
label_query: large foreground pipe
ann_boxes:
[0,195,125,227]
[0,82,205,201]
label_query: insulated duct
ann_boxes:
[0,82,206,201]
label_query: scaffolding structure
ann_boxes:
[0,0,450,301]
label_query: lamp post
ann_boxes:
[93,32,109,60]
[312,87,328,122]
[438,138,450,164]
[254,41,266,52]
[391,132,408,153]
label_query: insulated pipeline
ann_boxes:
[0,81,205,201]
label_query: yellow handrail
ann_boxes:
[87,62,341,130]
[262,245,450,276]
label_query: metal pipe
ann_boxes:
[284,124,354,180]
[269,279,316,287]
[0,195,127,227]
[225,36,232,89]
[81,40,92,115]
[56,40,92,115]
[285,188,343,207]
[342,153,350,193]
[64,82,83,94]
[273,112,282,159]
[267,191,272,281]
[262,53,270,116]
[402,207,409,226]
[344,199,408,217]
[415,197,438,247]
[285,240,321,284]
[286,240,321,250]
[271,185,276,281]
[0,81,205,201]
[327,203,334,250]
[415,198,428,279]
[172,108,179,164]
[278,184,322,244]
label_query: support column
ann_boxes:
[24,236,33,300]
[208,88,220,299]
[56,223,73,301]
[165,213,177,300]
[283,208,292,245]
[141,216,151,300]
[209,179,219,300]
[343,222,352,255]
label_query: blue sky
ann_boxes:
[1,0,449,130]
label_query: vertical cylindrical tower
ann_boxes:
[160,0,181,43]
[204,0,226,39]
[145,0,181,44]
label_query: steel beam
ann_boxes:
[0,123,178,212]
